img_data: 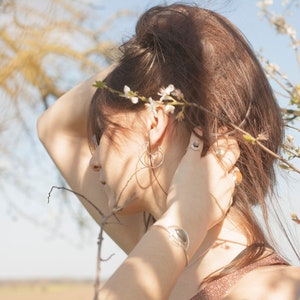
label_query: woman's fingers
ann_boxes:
[185,130,240,174]
[210,136,240,172]
[210,137,242,187]
[184,132,241,187]
[202,135,241,226]
[167,130,241,229]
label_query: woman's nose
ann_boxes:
[89,152,101,171]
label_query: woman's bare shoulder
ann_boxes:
[225,265,300,300]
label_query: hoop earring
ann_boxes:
[139,142,164,169]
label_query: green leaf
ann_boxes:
[279,163,290,170]
[93,80,107,89]
[243,134,256,144]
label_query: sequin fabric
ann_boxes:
[189,253,288,300]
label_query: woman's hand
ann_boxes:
[99,130,241,299]
[157,130,240,256]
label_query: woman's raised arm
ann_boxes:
[37,65,146,253]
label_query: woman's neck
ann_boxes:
[169,217,249,299]
[188,217,248,280]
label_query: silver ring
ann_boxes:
[190,140,200,151]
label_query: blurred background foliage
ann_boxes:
[0,0,133,240]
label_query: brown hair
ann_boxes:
[89,4,284,285]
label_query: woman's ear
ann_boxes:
[148,107,169,146]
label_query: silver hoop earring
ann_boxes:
[139,142,165,169]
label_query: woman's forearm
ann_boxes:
[36,64,147,254]
[100,222,195,300]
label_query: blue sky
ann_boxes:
[1,0,299,281]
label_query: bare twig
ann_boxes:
[48,185,122,300]
[291,214,300,224]
[48,186,105,218]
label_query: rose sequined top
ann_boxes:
[189,253,288,300]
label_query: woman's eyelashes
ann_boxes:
[92,125,106,146]
[92,134,99,146]
[92,130,103,146]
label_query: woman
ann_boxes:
[37,4,300,299]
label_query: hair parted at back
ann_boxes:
[89,3,284,284]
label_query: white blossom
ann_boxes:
[123,85,139,104]
[291,40,300,50]
[131,96,139,104]
[285,135,296,150]
[265,63,279,74]
[145,97,158,116]
[257,0,273,9]
[281,0,291,6]
[285,25,296,40]
[272,16,296,40]
[123,85,130,95]
[282,73,288,80]
[158,84,175,102]
[164,104,175,114]
[287,135,294,143]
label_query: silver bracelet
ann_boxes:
[152,225,190,266]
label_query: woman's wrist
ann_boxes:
[151,224,190,266]
[153,202,210,260]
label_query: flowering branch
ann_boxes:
[257,0,300,65]
[93,81,300,174]
[256,1,300,180]
[93,81,187,119]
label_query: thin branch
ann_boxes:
[47,185,124,300]
[291,214,300,224]
[188,102,300,174]
[285,124,300,132]
[48,186,105,218]
[95,81,300,174]
[281,108,300,117]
